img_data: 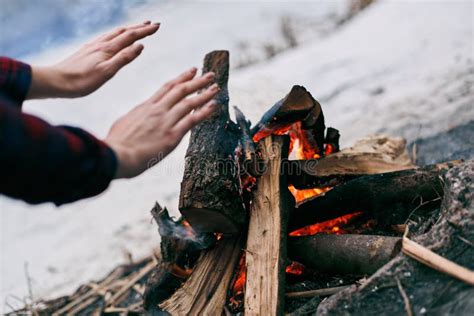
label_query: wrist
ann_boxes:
[106,141,139,179]
[27,65,68,99]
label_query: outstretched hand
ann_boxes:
[105,68,218,179]
[27,21,159,99]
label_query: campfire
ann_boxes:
[14,50,473,316]
[143,51,471,315]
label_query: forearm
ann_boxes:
[0,104,117,205]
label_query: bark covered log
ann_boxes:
[244,135,294,316]
[289,160,462,231]
[288,234,402,275]
[179,50,245,233]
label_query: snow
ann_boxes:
[1,0,472,312]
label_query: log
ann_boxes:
[244,135,294,316]
[251,85,326,156]
[288,160,462,231]
[287,135,415,189]
[179,50,245,233]
[159,236,242,315]
[288,234,402,275]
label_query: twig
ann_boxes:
[456,235,474,247]
[402,235,474,285]
[105,260,156,306]
[285,285,350,298]
[395,276,413,316]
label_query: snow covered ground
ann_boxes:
[1,0,472,312]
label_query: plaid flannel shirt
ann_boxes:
[0,57,117,205]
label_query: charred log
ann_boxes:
[288,234,402,275]
[289,160,462,231]
[144,203,215,311]
[179,50,245,233]
[244,135,294,316]
[324,127,340,154]
[251,85,326,156]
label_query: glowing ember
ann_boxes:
[288,185,331,203]
[285,261,305,275]
[324,143,334,156]
[289,212,363,236]
[229,253,246,310]
[170,263,193,279]
[181,219,197,239]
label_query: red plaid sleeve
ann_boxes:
[0,57,32,108]
[0,57,117,204]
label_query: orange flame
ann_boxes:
[229,253,246,310]
[289,212,363,236]
[288,185,331,203]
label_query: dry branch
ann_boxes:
[402,234,474,285]
[286,285,350,299]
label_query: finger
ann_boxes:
[101,43,144,76]
[95,21,152,43]
[149,67,198,103]
[172,101,216,137]
[165,84,219,127]
[158,72,216,110]
[109,23,160,53]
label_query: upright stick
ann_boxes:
[244,135,293,316]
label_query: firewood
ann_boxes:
[288,234,402,275]
[244,135,294,316]
[287,135,415,189]
[251,85,326,155]
[159,236,242,315]
[289,160,462,231]
[179,50,245,233]
[324,127,340,154]
[234,105,261,177]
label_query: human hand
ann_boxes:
[105,68,218,179]
[27,21,159,99]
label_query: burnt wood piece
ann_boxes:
[324,127,340,153]
[251,85,325,155]
[287,135,415,189]
[288,160,462,231]
[159,236,242,315]
[144,203,214,311]
[244,135,294,316]
[288,234,402,275]
[234,106,261,177]
[179,50,245,233]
